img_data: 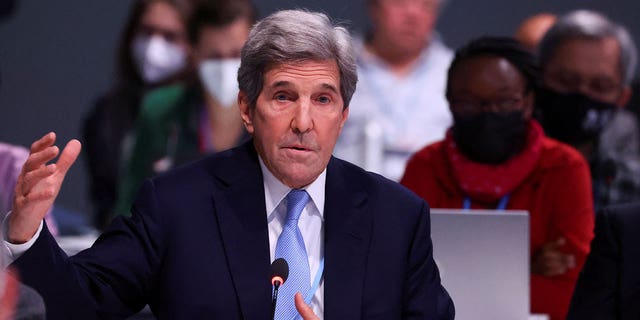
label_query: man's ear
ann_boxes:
[616,86,632,108]
[238,91,254,134]
[339,106,349,129]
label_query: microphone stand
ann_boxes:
[270,258,288,319]
[271,280,282,320]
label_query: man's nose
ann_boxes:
[290,99,314,134]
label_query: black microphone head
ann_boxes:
[271,258,289,286]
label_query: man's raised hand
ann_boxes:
[8,132,81,243]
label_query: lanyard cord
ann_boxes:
[463,194,510,211]
[304,257,324,304]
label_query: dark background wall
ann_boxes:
[1,0,639,220]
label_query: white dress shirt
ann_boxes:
[260,157,325,319]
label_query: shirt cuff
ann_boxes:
[3,211,44,262]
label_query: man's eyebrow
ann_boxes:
[270,81,291,88]
[267,81,339,94]
[321,83,339,94]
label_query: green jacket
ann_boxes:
[114,84,205,216]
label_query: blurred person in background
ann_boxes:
[625,77,640,132]
[567,202,640,319]
[514,12,557,52]
[114,0,255,217]
[401,37,594,320]
[83,0,193,230]
[333,0,453,181]
[537,9,640,208]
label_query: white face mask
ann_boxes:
[132,35,187,84]
[198,58,241,108]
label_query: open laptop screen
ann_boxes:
[431,209,530,320]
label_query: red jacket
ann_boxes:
[401,136,594,320]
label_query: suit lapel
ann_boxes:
[324,158,372,319]
[210,142,272,319]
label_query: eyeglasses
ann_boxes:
[448,95,526,114]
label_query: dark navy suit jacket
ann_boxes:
[13,141,453,319]
[568,202,640,320]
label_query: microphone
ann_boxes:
[271,258,289,319]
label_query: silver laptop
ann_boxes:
[430,209,530,320]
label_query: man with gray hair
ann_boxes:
[3,9,453,319]
[536,9,640,208]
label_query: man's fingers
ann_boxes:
[56,139,81,174]
[22,146,59,173]
[22,139,80,178]
[29,132,56,153]
[294,292,319,320]
[21,164,56,193]
[23,188,57,204]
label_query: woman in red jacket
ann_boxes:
[401,37,594,320]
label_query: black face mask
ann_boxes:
[535,88,616,146]
[452,111,529,164]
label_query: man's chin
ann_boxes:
[277,166,324,189]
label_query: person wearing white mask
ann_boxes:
[114,0,255,218]
[129,0,192,85]
[131,29,188,84]
[83,0,192,230]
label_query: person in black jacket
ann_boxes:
[83,0,192,230]
[568,202,640,319]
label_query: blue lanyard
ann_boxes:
[304,257,324,304]
[463,194,510,210]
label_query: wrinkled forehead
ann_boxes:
[262,59,340,81]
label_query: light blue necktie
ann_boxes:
[274,189,311,320]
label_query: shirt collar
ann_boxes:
[259,156,326,220]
